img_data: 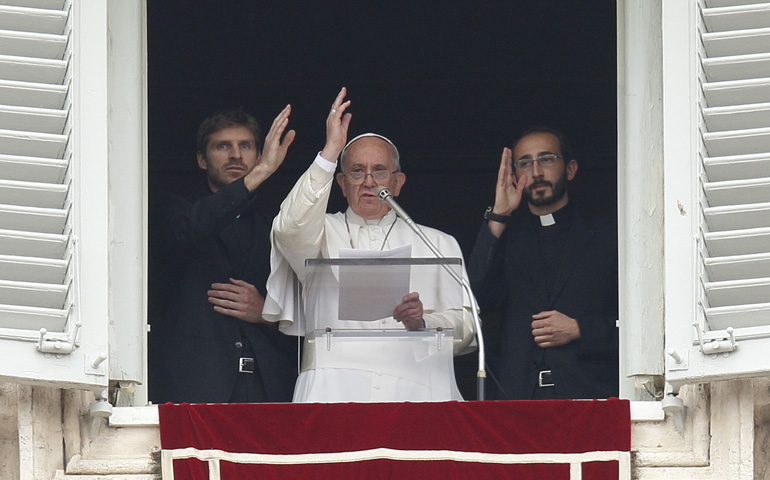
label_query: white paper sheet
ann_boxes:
[337,245,412,321]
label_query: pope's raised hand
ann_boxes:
[320,87,352,162]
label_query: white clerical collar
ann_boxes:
[344,208,399,250]
[346,208,397,227]
[540,213,556,226]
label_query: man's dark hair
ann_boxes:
[511,125,573,161]
[196,108,262,155]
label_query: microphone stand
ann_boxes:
[377,186,486,400]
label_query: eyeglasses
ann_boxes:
[343,168,398,184]
[514,154,562,171]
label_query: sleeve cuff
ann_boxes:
[314,152,338,172]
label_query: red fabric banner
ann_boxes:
[159,399,630,479]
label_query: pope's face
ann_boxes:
[197,125,260,192]
[336,137,405,220]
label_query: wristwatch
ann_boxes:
[484,206,511,224]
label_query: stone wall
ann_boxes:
[2,378,769,479]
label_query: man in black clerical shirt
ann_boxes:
[149,106,298,403]
[469,126,618,400]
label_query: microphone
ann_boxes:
[376,186,418,232]
[376,185,487,400]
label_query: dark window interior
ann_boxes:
[147,1,617,399]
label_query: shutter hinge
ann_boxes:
[36,322,81,356]
[693,322,736,356]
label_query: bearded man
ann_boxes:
[468,126,618,400]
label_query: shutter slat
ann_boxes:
[0,128,68,158]
[0,153,67,183]
[0,5,67,35]
[0,54,67,84]
[704,202,770,230]
[703,127,770,157]
[705,0,770,7]
[0,228,66,259]
[704,277,770,307]
[0,253,66,283]
[0,179,67,208]
[705,302,770,330]
[702,52,770,82]
[705,252,770,281]
[702,27,770,57]
[0,105,67,134]
[704,227,770,256]
[702,102,770,132]
[0,204,67,234]
[703,3,770,32]
[0,79,67,109]
[0,255,68,284]
[0,1,65,10]
[703,176,770,206]
[0,303,67,331]
[704,153,770,181]
[0,279,66,308]
[703,77,770,107]
[0,28,67,59]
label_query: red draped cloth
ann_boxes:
[159,399,630,480]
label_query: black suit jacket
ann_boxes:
[149,178,297,403]
[469,203,618,400]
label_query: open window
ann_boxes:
[2,0,627,407]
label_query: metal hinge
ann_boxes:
[36,321,81,356]
[693,321,736,357]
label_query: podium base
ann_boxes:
[294,328,461,403]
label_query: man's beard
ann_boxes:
[524,170,569,207]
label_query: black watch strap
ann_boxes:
[484,206,511,224]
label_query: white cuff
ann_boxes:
[314,152,338,172]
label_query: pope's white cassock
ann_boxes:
[264,154,477,403]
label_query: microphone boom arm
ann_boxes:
[377,186,486,400]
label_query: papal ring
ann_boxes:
[329,108,336,116]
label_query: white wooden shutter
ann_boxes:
[0,0,110,389]
[664,0,770,387]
